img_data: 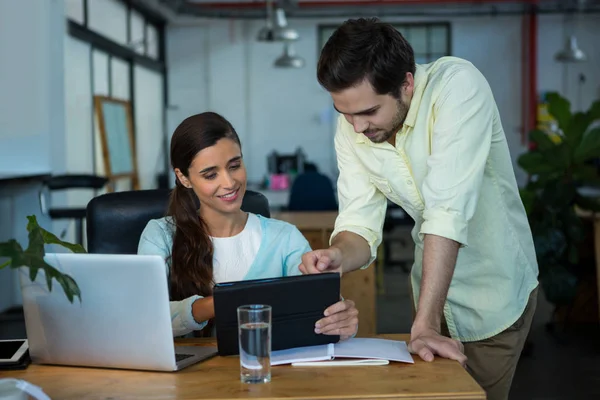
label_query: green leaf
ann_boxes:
[574,127,600,163]
[520,188,536,215]
[29,263,38,282]
[40,228,86,253]
[572,165,600,186]
[546,92,572,134]
[575,194,600,213]
[565,112,592,149]
[55,274,81,303]
[0,239,23,261]
[2,215,84,303]
[529,129,556,152]
[533,228,566,261]
[518,152,559,175]
[541,180,575,210]
[539,264,578,306]
[568,244,579,265]
[542,143,571,169]
[562,207,585,243]
[25,215,45,256]
[589,99,600,120]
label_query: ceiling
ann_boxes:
[135,0,600,21]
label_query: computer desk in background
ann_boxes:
[0,334,485,400]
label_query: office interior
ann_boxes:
[1,0,600,398]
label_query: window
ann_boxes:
[318,22,451,64]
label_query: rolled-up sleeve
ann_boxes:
[419,66,494,246]
[170,295,208,337]
[330,116,387,268]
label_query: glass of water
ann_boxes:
[237,304,272,384]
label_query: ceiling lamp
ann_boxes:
[256,1,299,42]
[274,42,305,68]
[555,35,587,63]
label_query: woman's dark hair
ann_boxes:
[317,18,415,98]
[167,112,241,301]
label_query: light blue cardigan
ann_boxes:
[137,213,311,336]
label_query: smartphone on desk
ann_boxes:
[0,339,30,370]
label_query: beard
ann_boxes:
[366,99,409,144]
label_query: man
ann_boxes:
[300,18,539,400]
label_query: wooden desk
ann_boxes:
[575,208,600,322]
[272,211,376,337]
[1,335,484,400]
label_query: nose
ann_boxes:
[352,117,368,134]
[220,171,235,189]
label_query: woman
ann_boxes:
[138,112,358,339]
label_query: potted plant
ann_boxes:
[0,215,84,303]
[518,92,600,318]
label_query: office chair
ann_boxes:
[39,174,108,246]
[86,188,270,254]
[287,171,337,211]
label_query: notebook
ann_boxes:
[271,338,414,366]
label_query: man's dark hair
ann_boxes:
[317,18,415,98]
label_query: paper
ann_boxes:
[292,359,390,367]
[333,338,414,363]
[271,338,414,367]
[271,344,333,366]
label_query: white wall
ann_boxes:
[167,13,600,187]
[0,0,66,175]
[134,65,166,190]
[0,0,66,312]
[537,14,600,113]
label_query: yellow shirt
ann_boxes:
[331,56,539,342]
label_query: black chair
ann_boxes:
[382,202,414,273]
[287,171,338,211]
[86,189,270,254]
[39,174,108,246]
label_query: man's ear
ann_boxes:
[402,72,415,94]
[174,168,191,188]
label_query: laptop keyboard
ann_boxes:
[175,353,194,362]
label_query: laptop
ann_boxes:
[213,273,341,356]
[19,253,218,372]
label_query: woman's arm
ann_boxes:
[138,220,211,337]
[170,295,212,337]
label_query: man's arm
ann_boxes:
[300,116,386,275]
[413,234,459,333]
[408,64,494,366]
[330,231,371,274]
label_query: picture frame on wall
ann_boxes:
[93,95,140,191]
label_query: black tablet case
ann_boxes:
[213,273,340,356]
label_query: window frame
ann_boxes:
[317,22,452,63]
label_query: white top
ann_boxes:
[211,213,262,283]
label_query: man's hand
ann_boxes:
[408,327,467,367]
[299,247,343,274]
[315,299,359,341]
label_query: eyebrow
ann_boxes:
[199,156,242,174]
[333,104,380,116]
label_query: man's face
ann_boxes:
[331,75,414,144]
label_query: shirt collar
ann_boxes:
[403,64,427,128]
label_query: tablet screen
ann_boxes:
[0,339,28,363]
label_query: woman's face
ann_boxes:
[175,138,247,216]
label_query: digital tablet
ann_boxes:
[0,339,28,364]
[213,273,341,356]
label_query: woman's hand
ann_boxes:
[314,299,359,341]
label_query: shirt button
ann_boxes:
[406,180,413,186]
